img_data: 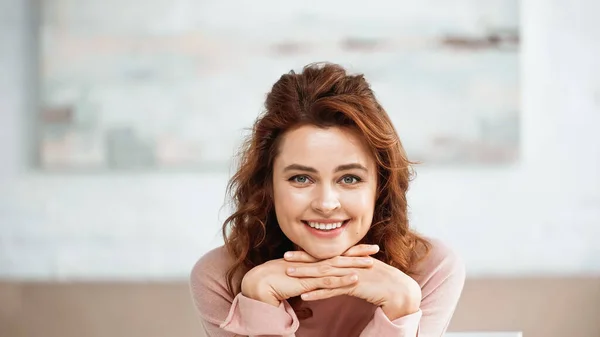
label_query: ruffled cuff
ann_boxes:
[360,307,422,337]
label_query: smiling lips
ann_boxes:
[302,220,349,231]
[307,221,343,230]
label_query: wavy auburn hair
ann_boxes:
[222,62,430,295]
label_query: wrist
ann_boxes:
[382,281,421,321]
[381,298,420,321]
[246,292,281,307]
[241,275,281,307]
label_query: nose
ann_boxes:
[311,184,341,214]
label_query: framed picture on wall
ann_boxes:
[38,0,519,171]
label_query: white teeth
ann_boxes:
[307,221,344,231]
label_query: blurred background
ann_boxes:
[1,0,599,336]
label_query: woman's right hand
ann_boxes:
[240,244,380,307]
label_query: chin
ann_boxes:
[304,245,349,260]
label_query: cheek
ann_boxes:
[342,190,376,215]
[273,185,311,218]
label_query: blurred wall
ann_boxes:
[1,0,599,280]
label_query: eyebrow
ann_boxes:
[283,163,368,173]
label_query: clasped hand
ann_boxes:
[240,244,421,320]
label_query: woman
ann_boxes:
[190,63,465,337]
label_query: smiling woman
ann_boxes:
[273,126,378,260]
[190,62,465,337]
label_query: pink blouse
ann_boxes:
[190,237,465,337]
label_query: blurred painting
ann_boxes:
[39,0,519,170]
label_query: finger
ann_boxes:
[287,257,373,277]
[299,273,358,293]
[284,245,379,262]
[301,284,355,301]
[342,244,379,257]
[283,251,320,263]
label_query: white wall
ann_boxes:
[1,0,599,280]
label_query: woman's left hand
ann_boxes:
[283,245,422,320]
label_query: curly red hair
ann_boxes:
[222,62,430,297]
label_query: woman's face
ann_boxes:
[272,125,378,260]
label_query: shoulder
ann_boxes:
[189,245,239,305]
[189,246,251,326]
[191,245,236,279]
[411,237,466,294]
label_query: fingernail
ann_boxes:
[301,293,310,299]
[287,267,295,273]
[350,274,358,281]
[372,244,380,250]
[360,258,372,265]
[284,252,293,258]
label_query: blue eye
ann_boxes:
[290,175,310,184]
[341,175,360,184]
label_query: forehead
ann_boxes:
[275,125,375,169]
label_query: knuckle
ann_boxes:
[322,277,333,287]
[342,275,354,284]
[318,264,332,273]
